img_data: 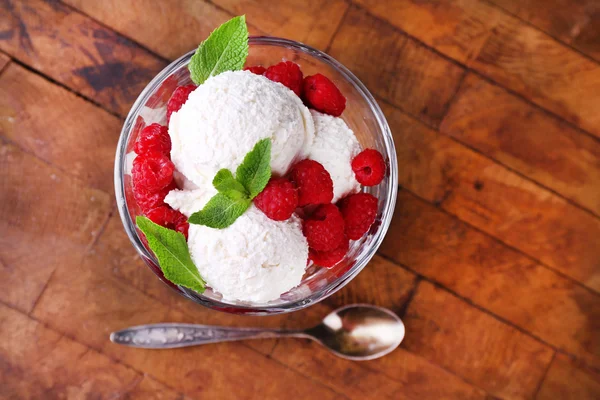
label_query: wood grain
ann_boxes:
[441,73,600,216]
[210,0,349,51]
[0,0,166,116]
[488,0,600,62]
[0,140,111,313]
[64,0,239,60]
[352,0,600,138]
[0,52,9,71]
[381,190,600,369]
[403,281,554,399]
[0,303,140,399]
[328,6,466,127]
[383,103,600,292]
[537,353,600,400]
[268,339,488,400]
[0,63,121,194]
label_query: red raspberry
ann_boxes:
[146,206,189,238]
[134,180,176,213]
[167,84,196,122]
[254,178,298,221]
[264,61,303,96]
[351,149,386,186]
[338,193,378,240]
[309,235,349,268]
[134,123,171,156]
[132,152,175,193]
[244,65,266,75]
[302,204,345,252]
[302,74,346,116]
[288,160,334,206]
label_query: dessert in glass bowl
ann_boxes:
[115,16,397,314]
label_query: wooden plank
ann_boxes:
[352,0,600,138]
[63,0,239,60]
[351,0,501,64]
[537,354,600,400]
[472,14,600,139]
[0,63,121,194]
[1,0,167,116]
[0,303,142,399]
[211,0,349,50]
[381,190,600,369]
[65,0,348,58]
[30,231,344,399]
[440,73,600,216]
[403,281,554,399]
[0,141,111,313]
[327,6,465,127]
[488,0,600,62]
[268,340,489,400]
[125,376,191,400]
[382,103,600,292]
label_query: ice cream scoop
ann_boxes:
[169,70,315,188]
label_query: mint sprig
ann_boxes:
[236,139,272,198]
[136,216,206,293]
[188,15,249,85]
[189,138,272,229]
[188,194,251,229]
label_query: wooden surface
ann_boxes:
[1,0,599,398]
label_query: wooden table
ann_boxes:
[2,1,599,399]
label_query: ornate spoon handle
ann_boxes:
[110,323,309,349]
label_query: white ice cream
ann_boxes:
[169,70,315,188]
[166,188,308,303]
[164,70,318,302]
[307,110,361,202]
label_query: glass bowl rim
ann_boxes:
[114,36,398,314]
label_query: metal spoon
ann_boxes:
[110,304,405,360]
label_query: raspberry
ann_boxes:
[146,206,189,238]
[288,159,334,206]
[167,84,196,122]
[338,193,378,240]
[132,152,175,193]
[302,204,345,251]
[309,235,349,268]
[264,61,303,96]
[302,74,346,116]
[134,180,176,213]
[352,149,386,186]
[134,123,171,156]
[244,65,267,75]
[254,178,298,221]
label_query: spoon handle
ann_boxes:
[110,323,309,349]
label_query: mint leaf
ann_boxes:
[188,15,249,85]
[188,193,251,229]
[213,168,248,199]
[136,216,206,293]
[236,138,272,198]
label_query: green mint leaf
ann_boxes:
[188,193,251,229]
[136,216,206,293]
[188,15,249,85]
[213,168,248,199]
[236,138,272,198]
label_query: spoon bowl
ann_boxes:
[308,304,405,360]
[110,304,404,360]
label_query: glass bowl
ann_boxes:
[115,37,397,315]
